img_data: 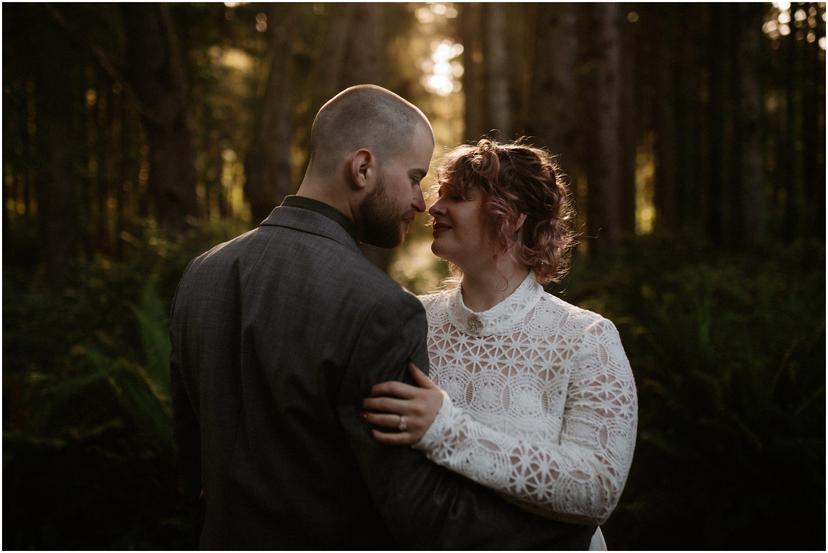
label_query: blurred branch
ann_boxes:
[45,4,165,127]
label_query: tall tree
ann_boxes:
[244,5,294,223]
[618,8,637,238]
[675,5,704,236]
[122,4,198,229]
[460,3,485,142]
[735,4,765,247]
[585,4,626,248]
[342,3,385,86]
[653,7,679,236]
[802,4,827,239]
[526,4,581,177]
[32,14,80,285]
[484,3,511,138]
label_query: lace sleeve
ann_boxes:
[414,318,638,525]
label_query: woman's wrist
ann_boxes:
[413,389,454,451]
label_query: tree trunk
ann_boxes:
[735,4,765,247]
[801,3,823,240]
[122,4,198,229]
[34,61,78,286]
[618,7,637,238]
[244,5,293,223]
[461,3,484,142]
[484,3,511,138]
[654,7,678,236]
[702,6,724,245]
[506,4,534,137]
[675,5,702,236]
[311,4,353,114]
[342,3,384,86]
[527,4,580,172]
[585,4,624,249]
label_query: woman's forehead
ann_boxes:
[438,176,474,192]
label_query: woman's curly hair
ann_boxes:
[433,138,577,284]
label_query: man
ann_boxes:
[170,85,595,548]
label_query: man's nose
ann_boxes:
[412,185,426,212]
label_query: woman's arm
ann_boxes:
[363,318,638,526]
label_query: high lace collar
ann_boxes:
[446,271,544,336]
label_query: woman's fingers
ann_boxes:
[369,380,419,398]
[362,396,408,413]
[362,364,441,447]
[371,428,418,446]
[408,362,436,388]
[361,411,403,430]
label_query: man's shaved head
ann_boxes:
[308,84,433,174]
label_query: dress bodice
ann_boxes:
[416,272,638,525]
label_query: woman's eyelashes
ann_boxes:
[439,192,467,202]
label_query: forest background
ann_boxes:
[2,2,825,549]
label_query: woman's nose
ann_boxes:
[429,199,445,217]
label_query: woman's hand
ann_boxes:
[362,362,444,445]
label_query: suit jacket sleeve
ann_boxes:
[169,261,201,505]
[336,293,595,549]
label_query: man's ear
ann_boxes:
[349,149,373,191]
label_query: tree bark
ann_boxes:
[461,3,485,142]
[122,4,198,229]
[675,5,702,236]
[801,2,823,240]
[527,4,580,172]
[244,5,293,223]
[654,7,679,236]
[506,4,534,137]
[34,55,78,285]
[484,3,511,138]
[310,4,353,114]
[618,6,637,238]
[585,4,624,249]
[342,3,384,86]
[735,4,765,247]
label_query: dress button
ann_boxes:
[467,315,482,334]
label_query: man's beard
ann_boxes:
[358,175,408,248]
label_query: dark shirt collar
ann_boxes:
[280,195,357,242]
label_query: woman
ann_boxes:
[362,139,638,549]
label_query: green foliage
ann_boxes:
[557,238,826,549]
[4,219,825,548]
[3,217,248,549]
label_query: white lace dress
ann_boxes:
[415,273,637,549]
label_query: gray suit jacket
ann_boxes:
[170,205,594,549]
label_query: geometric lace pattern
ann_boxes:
[415,272,638,525]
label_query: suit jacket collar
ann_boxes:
[259,205,362,254]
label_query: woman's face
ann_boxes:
[428,183,498,270]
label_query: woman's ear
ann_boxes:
[510,213,528,245]
[349,149,373,191]
[514,213,527,232]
